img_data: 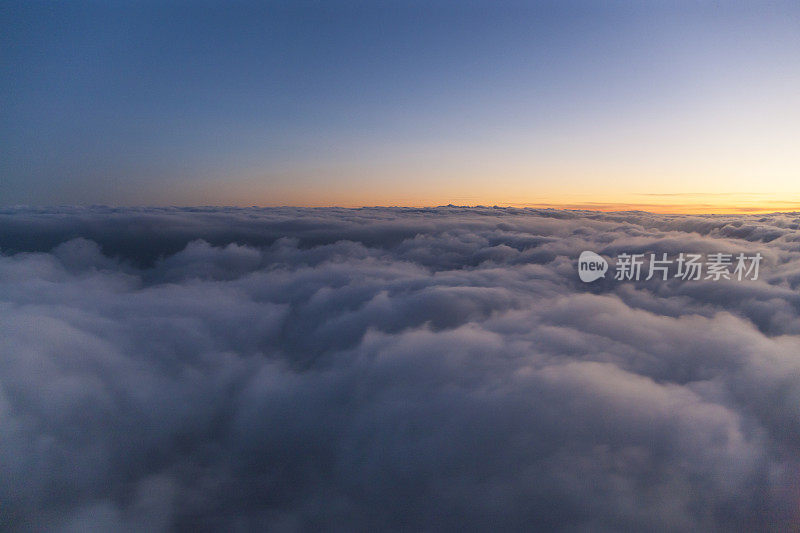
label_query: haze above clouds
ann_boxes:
[2,207,800,531]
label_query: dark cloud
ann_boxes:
[1,207,800,531]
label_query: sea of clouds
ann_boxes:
[1,206,800,531]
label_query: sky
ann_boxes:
[2,1,799,212]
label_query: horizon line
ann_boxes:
[3,203,800,216]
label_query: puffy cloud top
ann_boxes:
[1,207,800,531]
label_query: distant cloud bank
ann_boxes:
[2,207,800,531]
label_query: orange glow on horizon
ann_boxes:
[184,196,800,215]
[164,174,800,215]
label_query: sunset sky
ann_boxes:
[2,1,799,212]
[5,4,800,528]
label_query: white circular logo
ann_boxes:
[578,251,608,282]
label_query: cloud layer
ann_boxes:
[2,206,800,531]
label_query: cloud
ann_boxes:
[1,206,800,531]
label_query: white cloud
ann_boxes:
[1,207,800,530]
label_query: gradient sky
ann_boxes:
[2,1,799,211]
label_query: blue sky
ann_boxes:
[2,1,799,209]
